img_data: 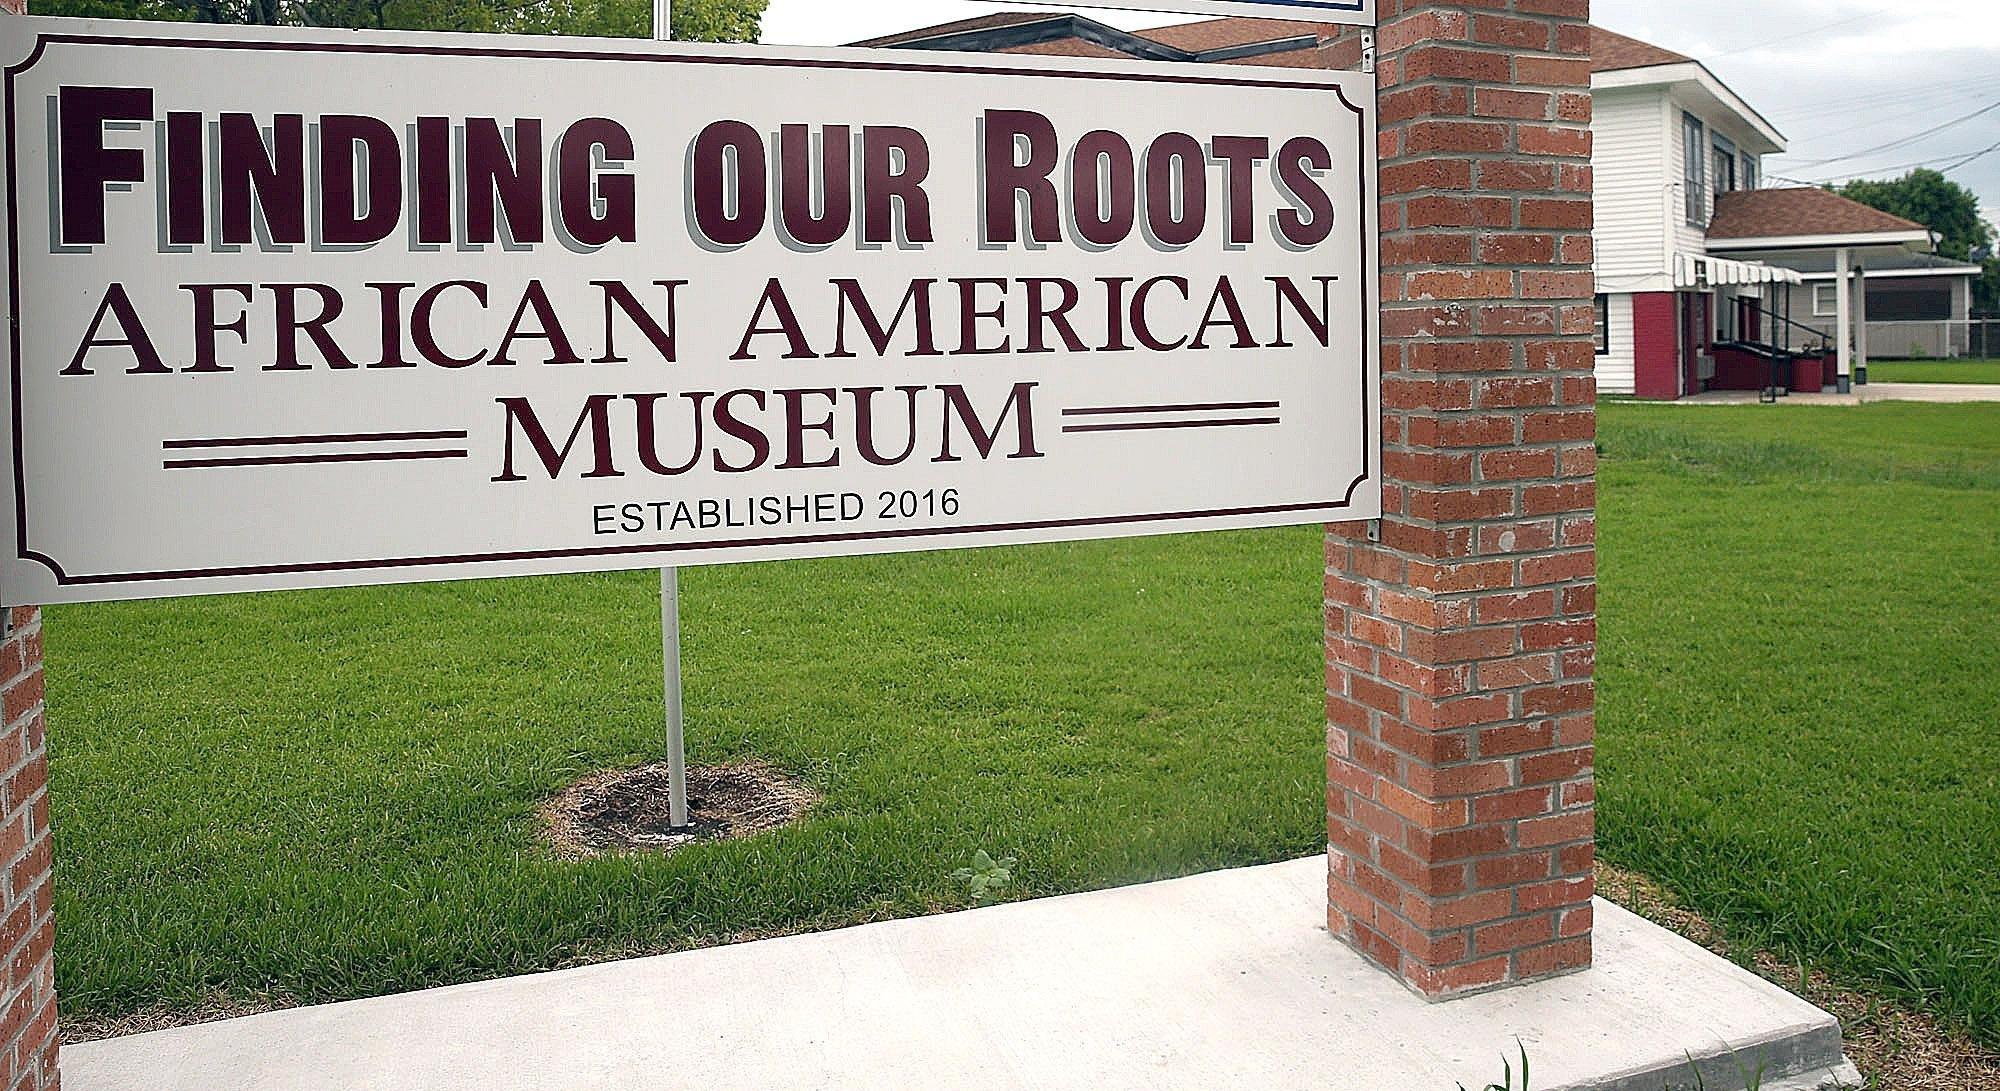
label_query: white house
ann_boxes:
[1589,29,1982,398]
[862,15,1979,398]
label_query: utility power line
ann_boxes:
[1803,148,1994,183]
[1777,138,2000,188]
[1940,139,2000,175]
[1773,76,2000,127]
[1788,99,2000,169]
[1707,6,1894,59]
[1792,84,2000,141]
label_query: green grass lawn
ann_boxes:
[49,532,1333,1022]
[1592,402,2000,1049]
[1867,358,2000,384]
[46,403,2000,1051]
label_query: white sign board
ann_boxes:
[0,19,1378,604]
[974,1,1376,27]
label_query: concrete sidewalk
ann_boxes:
[1678,382,2000,406]
[1861,382,2000,403]
[67,857,1859,1091]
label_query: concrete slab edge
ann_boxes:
[64,860,1869,1091]
[1559,1016,1860,1091]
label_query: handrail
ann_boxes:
[1714,339,1786,359]
[1741,300,1829,343]
[1740,299,1831,354]
[1728,301,1812,402]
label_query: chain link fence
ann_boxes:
[1973,318,2000,359]
[1863,319,2000,360]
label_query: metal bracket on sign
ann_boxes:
[1361,31,1376,74]
[1366,520,1382,543]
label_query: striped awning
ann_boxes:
[1673,253,1805,288]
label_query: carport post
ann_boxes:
[1327,0,1599,998]
[1836,246,1854,393]
[1855,264,1869,386]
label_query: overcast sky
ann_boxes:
[761,0,2000,234]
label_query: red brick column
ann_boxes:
[1325,0,1597,998]
[1,0,59,1080]
[0,607,55,1090]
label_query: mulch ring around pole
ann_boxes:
[537,759,819,859]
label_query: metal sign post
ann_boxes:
[661,566,689,829]
[653,0,690,833]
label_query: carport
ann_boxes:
[1707,187,1944,392]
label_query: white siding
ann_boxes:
[1597,292,1637,395]
[1667,87,1772,250]
[1665,94,1707,271]
[1591,88,1672,295]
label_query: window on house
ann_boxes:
[1595,294,1610,355]
[1712,134,1738,196]
[1683,114,1707,225]
[1813,283,1840,317]
[1742,155,1759,191]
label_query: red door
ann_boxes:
[1679,293,1710,396]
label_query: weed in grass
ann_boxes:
[951,850,1017,903]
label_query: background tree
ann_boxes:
[37,0,765,41]
[1834,169,2000,314]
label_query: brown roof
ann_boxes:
[1137,16,1338,52]
[998,36,1329,67]
[862,17,1668,80]
[1708,188,1929,241]
[1140,16,1356,68]
[851,12,1063,49]
[1590,27,1692,73]
[859,12,1352,70]
[1219,44,1343,68]
[1001,38,1132,59]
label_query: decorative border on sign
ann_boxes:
[6,30,1376,587]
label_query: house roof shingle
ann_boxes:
[1000,38,1133,59]
[1217,44,1340,68]
[1589,27,1692,73]
[852,12,1063,49]
[858,18,1723,89]
[852,12,1340,68]
[1136,16,1336,52]
[1137,17,1355,67]
[1708,187,1929,241]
